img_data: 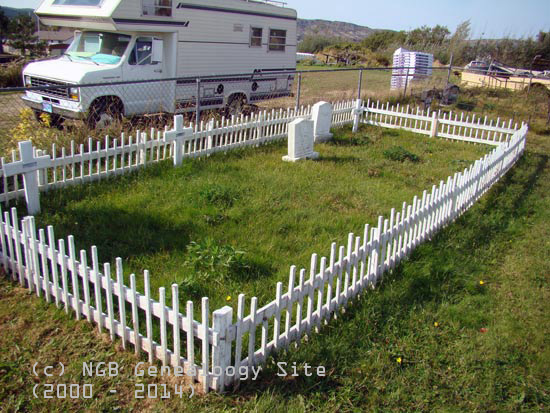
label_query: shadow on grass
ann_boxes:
[37,204,195,264]
[317,155,362,164]
[326,135,372,147]
[233,150,547,399]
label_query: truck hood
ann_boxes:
[23,57,122,84]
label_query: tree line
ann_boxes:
[0,10,47,57]
[298,21,550,69]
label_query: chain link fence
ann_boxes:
[0,64,534,158]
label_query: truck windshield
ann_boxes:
[65,32,131,65]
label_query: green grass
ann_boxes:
[25,125,488,313]
[1,89,549,411]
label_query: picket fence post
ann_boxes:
[207,118,215,153]
[352,99,363,133]
[2,141,52,215]
[212,305,233,392]
[430,111,439,138]
[164,115,192,166]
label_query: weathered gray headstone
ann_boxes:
[283,118,319,162]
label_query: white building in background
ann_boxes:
[391,48,433,90]
[296,52,316,62]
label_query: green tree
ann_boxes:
[407,25,450,48]
[535,31,550,61]
[7,14,45,57]
[298,35,340,54]
[448,20,471,64]
[361,30,407,52]
[0,10,9,54]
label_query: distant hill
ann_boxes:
[297,19,376,42]
[0,6,35,19]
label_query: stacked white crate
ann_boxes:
[391,48,434,90]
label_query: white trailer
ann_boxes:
[22,0,297,127]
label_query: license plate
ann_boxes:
[42,102,53,113]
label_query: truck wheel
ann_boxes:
[226,94,246,117]
[86,98,123,129]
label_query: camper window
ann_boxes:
[142,0,172,16]
[268,29,286,52]
[129,38,157,65]
[250,27,262,47]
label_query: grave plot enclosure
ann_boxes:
[0,99,527,391]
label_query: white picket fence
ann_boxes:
[230,123,527,388]
[0,99,528,392]
[359,99,519,145]
[0,100,354,210]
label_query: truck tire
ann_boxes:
[86,97,124,129]
[225,94,246,117]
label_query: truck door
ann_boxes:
[123,36,167,115]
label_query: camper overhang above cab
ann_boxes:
[35,0,297,33]
[35,0,120,31]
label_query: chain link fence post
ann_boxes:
[195,77,201,127]
[403,67,410,97]
[295,72,302,112]
[357,69,363,100]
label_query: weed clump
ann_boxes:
[183,239,249,282]
[199,184,239,208]
[383,145,420,162]
[178,239,269,295]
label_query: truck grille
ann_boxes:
[29,77,71,99]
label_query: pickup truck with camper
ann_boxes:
[22,0,297,127]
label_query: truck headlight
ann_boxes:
[24,75,31,87]
[69,87,79,101]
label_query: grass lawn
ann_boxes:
[1,90,549,411]
[26,125,488,313]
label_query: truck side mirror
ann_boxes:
[152,38,163,63]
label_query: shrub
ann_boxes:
[383,145,420,162]
[0,60,24,87]
[7,108,62,154]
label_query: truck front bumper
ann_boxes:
[21,95,85,121]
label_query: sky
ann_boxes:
[1,0,549,39]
